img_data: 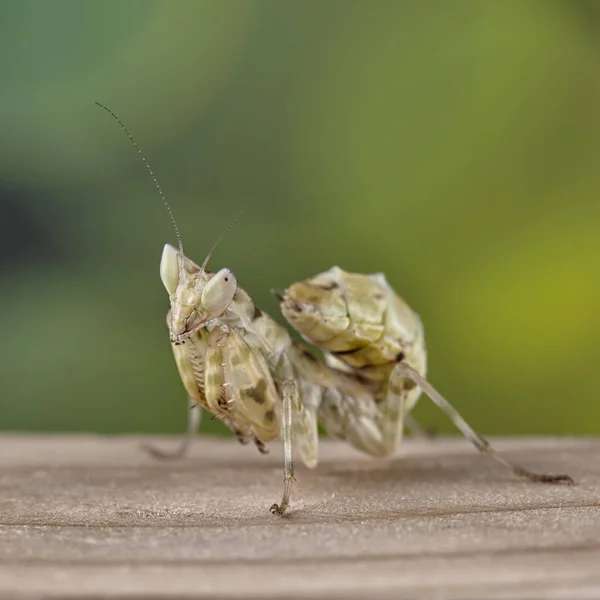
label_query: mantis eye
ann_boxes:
[160,244,180,295]
[201,268,237,314]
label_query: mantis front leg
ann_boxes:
[205,324,295,514]
[270,380,297,516]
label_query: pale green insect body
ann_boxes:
[95,101,573,517]
[161,249,573,516]
[161,245,383,468]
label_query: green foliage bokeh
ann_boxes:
[1,0,599,437]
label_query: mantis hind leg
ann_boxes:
[143,398,202,460]
[393,363,574,485]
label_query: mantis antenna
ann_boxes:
[198,207,246,279]
[95,102,184,256]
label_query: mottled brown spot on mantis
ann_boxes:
[333,345,366,356]
[253,305,263,319]
[316,281,339,291]
[254,437,269,454]
[302,349,318,363]
[403,379,417,391]
[235,429,249,445]
[354,372,372,386]
[388,381,404,396]
[264,409,275,422]
[246,380,267,404]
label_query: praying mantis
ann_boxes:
[97,103,574,516]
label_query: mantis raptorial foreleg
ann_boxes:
[393,363,574,484]
[143,398,202,460]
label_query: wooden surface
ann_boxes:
[0,435,598,599]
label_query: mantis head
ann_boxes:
[160,243,237,341]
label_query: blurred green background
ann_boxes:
[1,0,599,438]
